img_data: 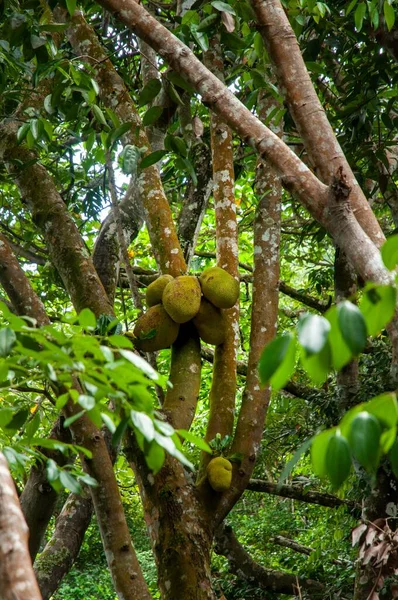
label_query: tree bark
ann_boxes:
[126,436,217,600]
[34,490,93,600]
[215,89,282,523]
[202,38,239,451]
[0,452,42,600]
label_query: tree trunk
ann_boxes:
[0,452,42,600]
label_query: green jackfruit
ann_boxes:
[132,305,179,351]
[206,457,232,492]
[199,266,239,309]
[146,274,174,307]
[162,276,201,324]
[193,298,226,346]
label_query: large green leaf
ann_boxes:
[0,328,16,357]
[297,313,330,356]
[337,301,367,355]
[347,412,382,471]
[325,432,352,489]
[258,333,296,391]
[359,284,396,336]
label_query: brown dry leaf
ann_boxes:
[365,525,378,546]
[352,523,367,546]
[221,11,235,32]
[362,544,380,565]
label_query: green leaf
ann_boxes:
[389,438,398,478]
[190,25,209,52]
[197,13,219,32]
[381,235,398,270]
[154,431,194,470]
[131,410,155,442]
[66,0,77,16]
[107,122,133,148]
[0,328,16,357]
[78,308,96,330]
[101,413,116,434]
[348,412,382,471]
[145,440,165,474]
[25,412,41,439]
[138,78,162,107]
[279,437,313,484]
[297,313,330,356]
[211,1,236,14]
[346,0,359,15]
[142,106,163,126]
[139,150,168,169]
[337,301,367,355]
[64,410,86,428]
[92,104,108,127]
[60,470,81,494]
[78,395,95,410]
[259,333,296,391]
[119,349,160,380]
[325,432,351,489]
[78,473,98,487]
[311,428,336,477]
[112,417,129,448]
[384,0,395,31]
[0,408,13,428]
[178,429,212,453]
[107,335,133,349]
[366,392,398,429]
[300,342,331,385]
[166,72,195,94]
[325,306,352,370]
[168,83,184,106]
[359,284,396,336]
[354,2,366,31]
[5,408,29,431]
[17,122,30,143]
[46,458,60,482]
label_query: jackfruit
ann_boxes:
[193,298,226,346]
[146,274,174,307]
[162,276,201,324]
[199,266,239,309]
[206,457,232,492]
[133,305,179,351]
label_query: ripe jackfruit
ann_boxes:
[146,274,174,307]
[206,457,232,492]
[199,266,239,309]
[193,298,226,346]
[133,305,179,352]
[162,276,201,324]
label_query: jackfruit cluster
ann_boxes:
[129,266,239,351]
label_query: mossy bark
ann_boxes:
[126,435,216,600]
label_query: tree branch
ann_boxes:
[214,523,324,596]
[246,479,358,510]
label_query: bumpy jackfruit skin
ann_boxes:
[162,276,202,324]
[133,305,179,351]
[199,266,239,309]
[146,274,174,307]
[206,457,232,492]
[193,298,226,346]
